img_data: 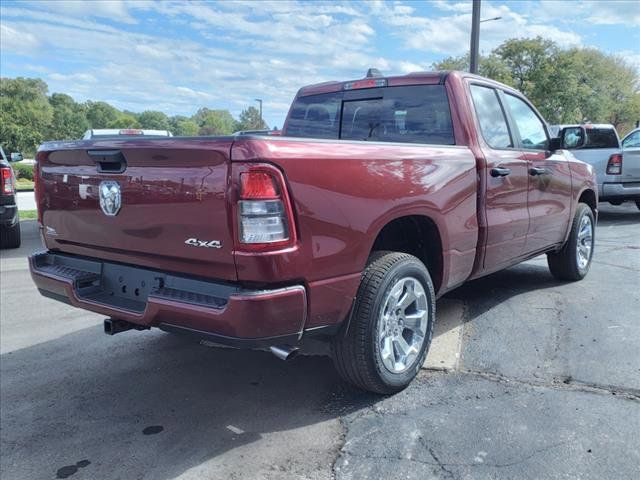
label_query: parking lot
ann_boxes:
[1,203,638,480]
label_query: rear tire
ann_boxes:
[0,222,21,249]
[547,203,594,281]
[331,252,435,394]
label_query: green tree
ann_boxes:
[85,101,120,129]
[47,93,89,141]
[433,53,512,85]
[138,110,170,130]
[0,77,53,155]
[106,111,140,129]
[169,115,199,136]
[193,108,237,135]
[434,37,640,131]
[237,106,268,131]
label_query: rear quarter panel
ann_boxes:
[231,137,479,294]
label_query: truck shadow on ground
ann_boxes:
[596,202,640,226]
[0,327,377,480]
[440,202,638,329]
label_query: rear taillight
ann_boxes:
[606,153,622,175]
[1,167,14,195]
[236,166,296,249]
[35,151,47,223]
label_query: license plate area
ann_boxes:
[82,263,162,312]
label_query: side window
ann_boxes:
[622,131,640,148]
[504,94,548,150]
[470,85,512,149]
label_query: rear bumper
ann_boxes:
[29,251,309,345]
[600,182,640,201]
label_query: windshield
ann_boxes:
[284,85,455,145]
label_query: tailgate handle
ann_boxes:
[88,150,127,173]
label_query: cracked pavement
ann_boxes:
[1,203,639,479]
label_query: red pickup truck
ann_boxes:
[30,70,597,393]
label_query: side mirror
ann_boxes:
[548,137,562,151]
[559,126,586,149]
[9,152,23,162]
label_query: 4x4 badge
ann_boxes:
[185,238,222,249]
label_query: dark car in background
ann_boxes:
[0,146,21,248]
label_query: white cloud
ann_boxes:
[0,24,40,53]
[49,72,97,83]
[26,0,137,24]
[530,1,640,27]
[619,50,640,72]
[1,0,635,128]
[375,1,582,55]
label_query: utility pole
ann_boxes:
[255,98,263,126]
[469,0,481,74]
[469,0,501,75]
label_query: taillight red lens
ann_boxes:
[240,172,279,199]
[606,154,622,175]
[1,167,14,195]
[236,166,296,249]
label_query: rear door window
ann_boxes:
[470,85,512,149]
[284,85,455,145]
[584,128,619,149]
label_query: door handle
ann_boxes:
[490,167,511,177]
[529,167,551,176]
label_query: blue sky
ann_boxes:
[1,0,639,128]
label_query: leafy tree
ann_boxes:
[85,101,120,129]
[106,111,140,129]
[193,108,237,135]
[47,93,89,141]
[138,110,170,130]
[0,77,53,155]
[169,115,199,136]
[237,106,268,131]
[433,37,640,132]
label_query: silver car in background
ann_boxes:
[552,123,640,208]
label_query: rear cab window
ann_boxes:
[284,85,455,145]
[583,127,619,149]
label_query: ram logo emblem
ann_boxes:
[99,181,121,216]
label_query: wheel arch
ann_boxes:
[369,214,444,294]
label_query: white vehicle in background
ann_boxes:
[552,123,640,209]
[621,127,640,210]
[82,129,173,139]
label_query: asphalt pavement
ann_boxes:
[1,203,638,480]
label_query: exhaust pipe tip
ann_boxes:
[270,345,300,361]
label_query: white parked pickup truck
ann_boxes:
[82,129,173,139]
[552,123,640,208]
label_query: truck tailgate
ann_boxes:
[37,139,237,281]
